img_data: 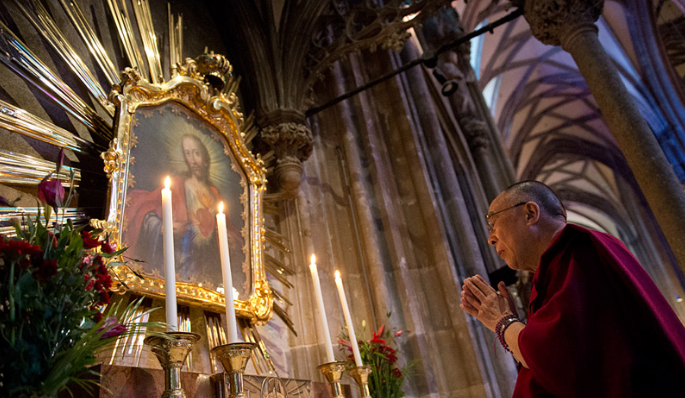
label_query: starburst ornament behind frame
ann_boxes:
[0,0,293,375]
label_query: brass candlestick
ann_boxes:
[144,331,201,398]
[349,365,373,398]
[317,361,347,398]
[211,342,257,398]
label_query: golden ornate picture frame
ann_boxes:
[100,58,272,323]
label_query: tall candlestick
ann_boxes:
[309,255,335,363]
[161,176,178,332]
[217,201,239,344]
[334,270,362,367]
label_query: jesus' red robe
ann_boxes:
[514,224,685,397]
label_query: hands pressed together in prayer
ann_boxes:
[461,275,529,367]
[460,275,517,332]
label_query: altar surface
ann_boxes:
[60,365,352,398]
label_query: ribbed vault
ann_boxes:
[457,0,685,257]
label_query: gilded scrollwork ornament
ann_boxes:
[89,218,118,237]
[194,52,233,92]
[250,279,274,321]
[101,52,271,324]
[101,139,124,179]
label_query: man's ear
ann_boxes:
[524,202,540,225]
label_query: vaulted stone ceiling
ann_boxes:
[456,0,685,242]
[207,0,685,274]
[208,0,685,243]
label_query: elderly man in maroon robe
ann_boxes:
[460,180,685,397]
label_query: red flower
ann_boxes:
[93,254,104,267]
[81,231,100,249]
[34,259,58,283]
[91,306,103,322]
[48,232,58,248]
[102,323,126,339]
[97,261,107,275]
[370,324,387,344]
[99,291,111,305]
[38,177,65,208]
[101,240,117,254]
[395,330,404,337]
[393,368,402,378]
[95,272,112,293]
[376,324,385,337]
[85,276,95,291]
[98,316,126,339]
[94,312,103,322]
[0,238,42,257]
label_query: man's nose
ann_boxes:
[488,231,497,246]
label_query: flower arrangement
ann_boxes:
[0,170,163,397]
[339,314,416,398]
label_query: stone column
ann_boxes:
[459,102,503,202]
[420,6,512,201]
[260,109,313,195]
[522,0,685,274]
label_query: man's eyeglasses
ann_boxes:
[485,202,527,232]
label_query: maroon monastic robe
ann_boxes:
[514,224,685,397]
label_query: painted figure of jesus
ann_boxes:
[124,133,242,287]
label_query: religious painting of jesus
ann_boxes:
[121,101,250,298]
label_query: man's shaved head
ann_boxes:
[501,180,567,220]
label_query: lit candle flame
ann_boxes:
[164,176,170,189]
[311,254,316,264]
[218,201,224,214]
[335,270,341,279]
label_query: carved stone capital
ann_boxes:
[523,0,604,47]
[261,122,313,162]
[260,109,313,193]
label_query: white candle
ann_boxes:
[309,255,335,363]
[334,270,362,367]
[161,176,178,332]
[217,201,239,343]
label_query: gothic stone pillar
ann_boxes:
[421,6,512,201]
[523,0,685,274]
[260,109,313,195]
